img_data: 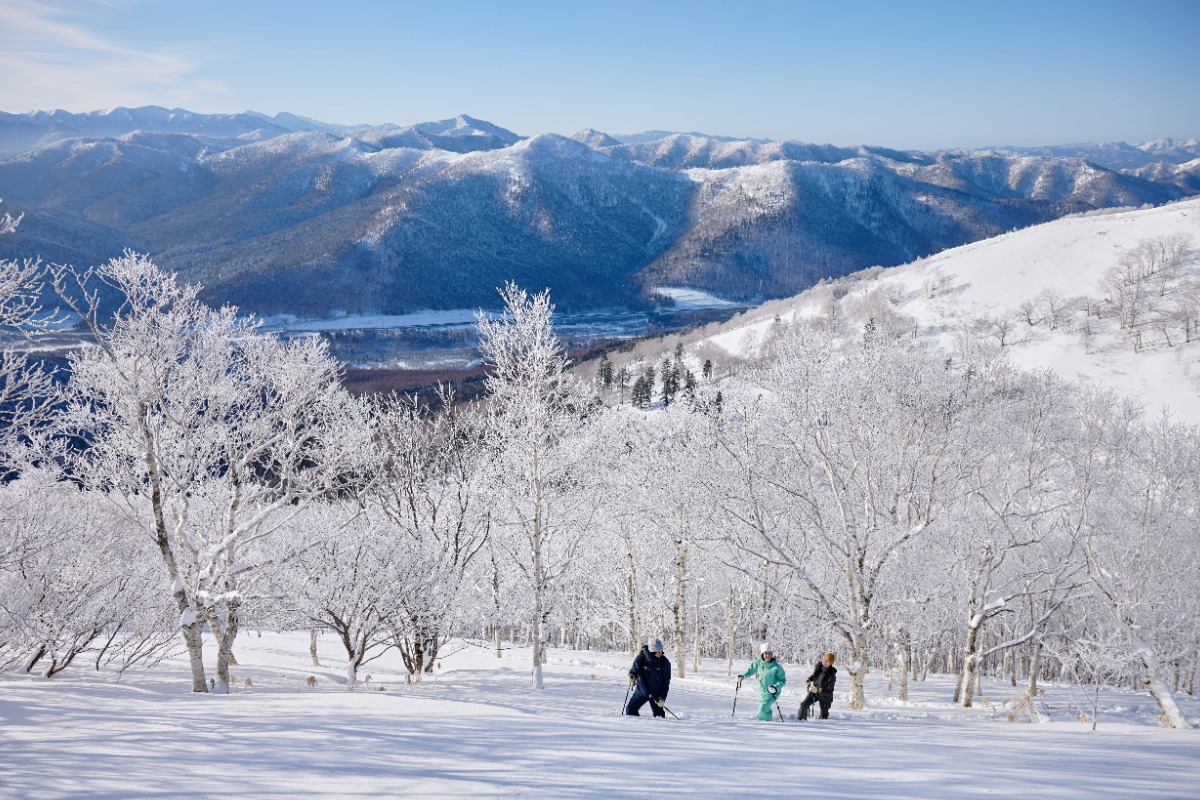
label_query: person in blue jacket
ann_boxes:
[626,637,671,717]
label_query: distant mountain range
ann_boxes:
[0,106,1196,318]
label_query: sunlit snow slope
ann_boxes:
[708,199,1200,424]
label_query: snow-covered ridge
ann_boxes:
[704,198,1200,423]
[0,106,1195,322]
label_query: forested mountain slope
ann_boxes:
[685,198,1200,424]
[0,107,1193,318]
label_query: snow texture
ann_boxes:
[2,632,1197,799]
[708,198,1200,424]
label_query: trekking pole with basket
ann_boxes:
[656,699,681,720]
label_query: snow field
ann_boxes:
[704,198,1200,424]
[3,631,1198,799]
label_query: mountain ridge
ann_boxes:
[0,107,1195,319]
[693,197,1200,424]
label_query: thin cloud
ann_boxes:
[0,0,226,112]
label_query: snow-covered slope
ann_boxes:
[705,199,1200,424]
[5,632,1198,798]
[0,107,1194,319]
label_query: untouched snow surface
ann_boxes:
[707,199,1200,424]
[3,632,1197,798]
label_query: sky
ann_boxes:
[0,0,1197,150]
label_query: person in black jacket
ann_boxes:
[625,637,671,717]
[798,652,837,720]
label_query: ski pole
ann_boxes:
[767,684,784,722]
[622,677,632,714]
[732,676,742,717]
[659,702,681,720]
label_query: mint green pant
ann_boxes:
[756,693,776,721]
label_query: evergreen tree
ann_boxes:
[631,375,652,409]
[598,352,613,389]
[661,356,679,407]
[616,365,631,403]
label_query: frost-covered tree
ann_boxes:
[0,200,55,467]
[50,253,369,692]
[276,502,447,688]
[372,390,489,676]
[0,471,175,677]
[1080,398,1197,729]
[720,327,986,708]
[1100,235,1197,351]
[607,406,715,676]
[476,283,592,688]
[1043,608,1132,730]
[951,368,1086,707]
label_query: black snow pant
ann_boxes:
[798,691,832,720]
[625,690,665,718]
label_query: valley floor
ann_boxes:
[2,632,1198,799]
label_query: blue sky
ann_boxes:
[1,0,1197,149]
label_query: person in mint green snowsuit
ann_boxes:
[740,642,786,721]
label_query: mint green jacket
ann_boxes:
[742,657,787,696]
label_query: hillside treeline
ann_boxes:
[0,234,1195,728]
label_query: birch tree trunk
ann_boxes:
[212,604,240,694]
[724,588,738,677]
[531,498,547,688]
[1125,615,1193,729]
[671,542,687,679]
[960,622,980,707]
[150,454,207,694]
[846,631,868,709]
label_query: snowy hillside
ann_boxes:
[6,632,1199,798]
[0,107,1193,319]
[704,198,1200,424]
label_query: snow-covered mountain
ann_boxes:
[0,106,298,156]
[695,198,1200,424]
[995,139,1200,171]
[0,107,1195,318]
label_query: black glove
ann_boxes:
[736,676,744,689]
